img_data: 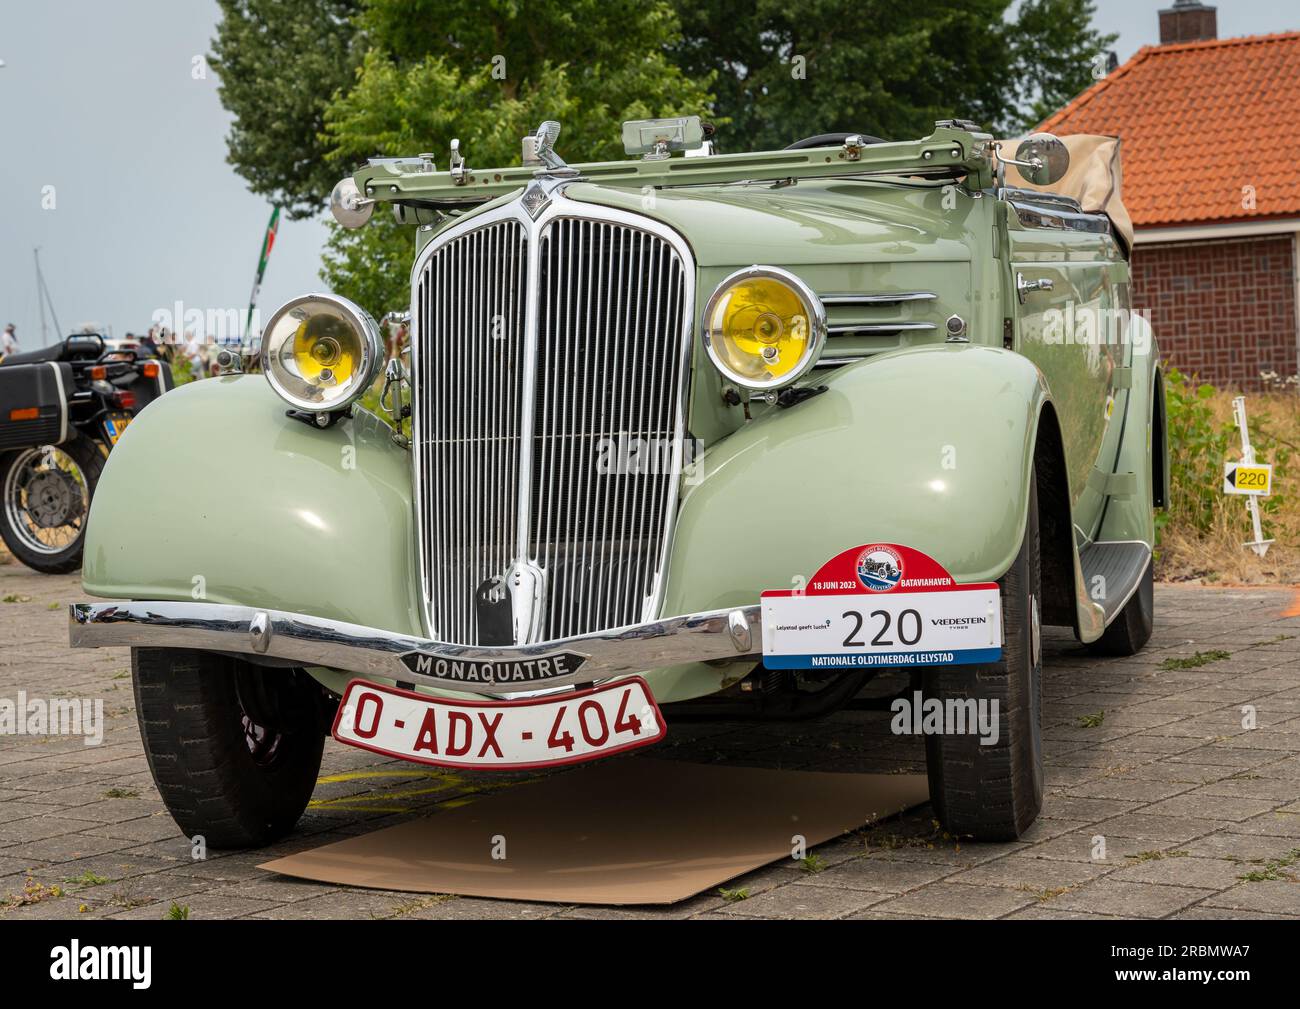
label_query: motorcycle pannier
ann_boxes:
[0,361,73,451]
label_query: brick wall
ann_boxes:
[1131,234,1298,390]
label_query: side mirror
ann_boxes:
[1011,133,1070,187]
[330,177,375,229]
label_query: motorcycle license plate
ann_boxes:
[104,413,132,445]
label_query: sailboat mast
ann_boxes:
[34,248,62,346]
[35,248,48,345]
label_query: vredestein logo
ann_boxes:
[49,941,152,989]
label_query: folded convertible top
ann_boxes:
[1002,134,1134,251]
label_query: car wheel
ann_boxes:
[132,648,329,848]
[0,436,105,574]
[1085,560,1153,656]
[924,470,1043,841]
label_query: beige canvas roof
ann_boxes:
[1000,134,1134,250]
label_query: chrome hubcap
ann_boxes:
[241,714,284,767]
[25,469,81,528]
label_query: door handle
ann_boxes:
[1016,272,1054,303]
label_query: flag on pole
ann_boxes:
[245,205,281,340]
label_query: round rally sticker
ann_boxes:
[856,544,904,592]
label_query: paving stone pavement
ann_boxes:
[2,559,1299,920]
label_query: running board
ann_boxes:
[1077,540,1152,625]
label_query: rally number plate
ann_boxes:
[761,543,1003,670]
[332,677,666,770]
[762,587,1003,669]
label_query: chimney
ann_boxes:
[1159,1,1217,45]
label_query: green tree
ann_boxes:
[669,0,1114,151]
[319,0,713,314]
[1012,0,1117,128]
[210,0,363,220]
[214,0,1113,318]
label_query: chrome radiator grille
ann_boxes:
[414,220,528,646]
[531,219,689,640]
[412,207,691,646]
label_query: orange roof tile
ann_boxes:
[1038,32,1300,228]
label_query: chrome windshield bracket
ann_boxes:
[449,139,469,185]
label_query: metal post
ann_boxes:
[1232,395,1273,556]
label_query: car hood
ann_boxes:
[562,179,980,267]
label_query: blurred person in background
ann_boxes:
[182,330,207,379]
[1,323,18,356]
[150,325,175,364]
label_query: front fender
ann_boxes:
[82,375,424,639]
[663,345,1050,613]
[642,345,1070,701]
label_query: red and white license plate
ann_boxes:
[332,677,666,770]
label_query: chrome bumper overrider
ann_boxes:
[68,601,762,697]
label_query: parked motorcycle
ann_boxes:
[0,333,173,573]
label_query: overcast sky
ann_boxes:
[1,0,1295,350]
[0,0,328,349]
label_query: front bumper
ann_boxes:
[68,601,762,697]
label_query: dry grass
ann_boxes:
[1156,388,1300,585]
[1159,520,1300,585]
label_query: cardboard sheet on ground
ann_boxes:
[260,758,929,905]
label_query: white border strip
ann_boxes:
[45,361,68,444]
[1134,217,1300,245]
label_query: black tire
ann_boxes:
[0,435,105,574]
[1086,559,1154,656]
[132,648,328,848]
[924,471,1044,841]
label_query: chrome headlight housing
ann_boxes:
[702,266,826,391]
[261,294,382,413]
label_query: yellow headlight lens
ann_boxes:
[704,268,824,390]
[261,294,381,412]
[291,315,359,387]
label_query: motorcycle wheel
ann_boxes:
[0,436,106,574]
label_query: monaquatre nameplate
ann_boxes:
[398,649,589,685]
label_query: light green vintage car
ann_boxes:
[70,118,1166,847]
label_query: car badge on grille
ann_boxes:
[520,182,550,219]
[473,576,514,645]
